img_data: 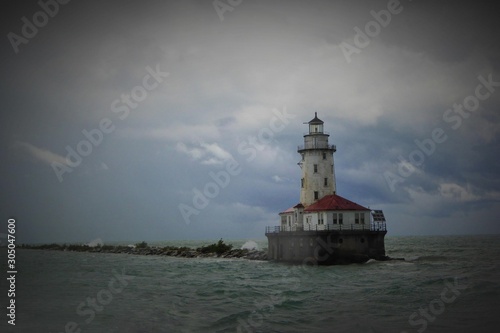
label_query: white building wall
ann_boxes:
[303,211,370,230]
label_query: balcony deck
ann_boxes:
[266,222,386,234]
[297,144,336,151]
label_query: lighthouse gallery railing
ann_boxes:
[298,144,336,151]
[266,222,386,233]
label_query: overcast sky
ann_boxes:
[1,0,499,244]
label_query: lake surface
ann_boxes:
[1,235,499,332]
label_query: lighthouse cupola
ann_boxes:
[298,113,336,206]
[308,112,324,134]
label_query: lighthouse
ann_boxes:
[265,113,388,265]
[298,112,336,206]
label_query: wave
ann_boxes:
[363,259,378,265]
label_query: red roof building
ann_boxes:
[304,194,370,212]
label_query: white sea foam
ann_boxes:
[241,240,258,250]
[86,238,103,247]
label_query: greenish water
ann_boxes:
[1,235,499,332]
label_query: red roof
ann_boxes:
[279,203,304,214]
[304,194,370,212]
[279,206,295,214]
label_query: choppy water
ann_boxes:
[1,235,499,333]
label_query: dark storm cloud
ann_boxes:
[1,0,499,242]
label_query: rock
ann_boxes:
[30,242,269,262]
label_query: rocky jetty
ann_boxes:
[20,240,269,261]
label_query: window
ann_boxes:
[331,165,334,173]
[355,213,366,224]
[301,178,304,188]
[314,191,319,200]
[339,213,343,225]
[314,164,318,173]
[322,152,326,160]
[318,213,324,225]
[332,213,337,224]
[324,178,328,186]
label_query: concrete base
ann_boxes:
[265,230,387,265]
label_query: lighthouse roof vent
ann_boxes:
[308,112,323,125]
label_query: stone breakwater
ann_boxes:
[19,244,269,261]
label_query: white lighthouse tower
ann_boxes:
[298,112,336,206]
[267,112,388,264]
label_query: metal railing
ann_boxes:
[297,144,336,151]
[303,132,330,136]
[265,222,386,234]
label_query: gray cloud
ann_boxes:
[1,0,499,243]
